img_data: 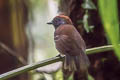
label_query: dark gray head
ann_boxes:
[47,15,73,29]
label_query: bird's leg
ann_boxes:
[56,54,65,58]
[56,54,61,57]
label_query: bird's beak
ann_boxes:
[47,22,53,25]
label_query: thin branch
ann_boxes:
[86,45,113,54]
[0,42,27,65]
[0,56,63,80]
[0,44,116,80]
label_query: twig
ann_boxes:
[0,42,27,65]
[0,56,63,80]
[0,44,116,80]
[86,45,113,54]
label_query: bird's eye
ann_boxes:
[55,20,58,23]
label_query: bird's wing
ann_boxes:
[55,34,84,56]
[73,30,86,52]
[55,35,72,55]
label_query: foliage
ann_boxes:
[98,0,120,59]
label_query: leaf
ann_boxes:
[82,0,96,10]
[98,0,120,59]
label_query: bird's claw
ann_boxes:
[56,54,64,58]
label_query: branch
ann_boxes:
[0,42,27,65]
[86,45,113,54]
[0,44,115,80]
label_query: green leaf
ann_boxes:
[98,0,120,59]
[83,11,90,33]
[83,10,95,33]
[88,74,94,80]
[82,0,96,10]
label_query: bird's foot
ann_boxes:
[56,54,64,58]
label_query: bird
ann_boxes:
[47,14,90,79]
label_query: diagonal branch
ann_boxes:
[0,42,27,65]
[0,44,116,80]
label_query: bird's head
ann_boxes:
[47,15,73,29]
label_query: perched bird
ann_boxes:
[47,15,90,79]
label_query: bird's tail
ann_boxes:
[64,54,90,72]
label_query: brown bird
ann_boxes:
[47,15,90,79]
